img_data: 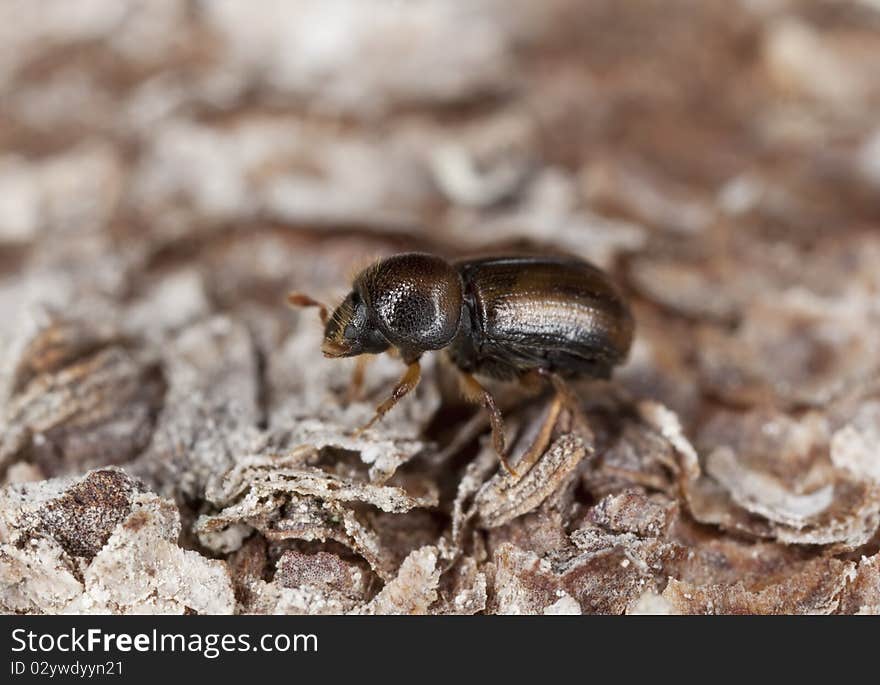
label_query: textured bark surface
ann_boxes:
[2,0,880,614]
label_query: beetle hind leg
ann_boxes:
[537,369,593,440]
[513,393,565,476]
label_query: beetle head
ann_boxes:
[321,290,389,358]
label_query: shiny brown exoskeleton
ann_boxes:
[289,253,633,475]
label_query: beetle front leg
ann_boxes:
[354,360,421,435]
[345,354,373,404]
[458,372,517,477]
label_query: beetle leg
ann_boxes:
[345,354,373,404]
[458,373,517,477]
[287,292,329,326]
[538,369,593,440]
[514,394,564,476]
[519,369,548,396]
[354,360,421,435]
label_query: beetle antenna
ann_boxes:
[287,292,330,326]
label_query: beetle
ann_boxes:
[289,252,634,475]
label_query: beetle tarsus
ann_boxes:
[499,454,519,478]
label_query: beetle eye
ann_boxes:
[343,323,358,339]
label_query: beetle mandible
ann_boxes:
[289,253,634,475]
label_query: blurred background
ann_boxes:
[2,0,880,615]
[2,0,879,428]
